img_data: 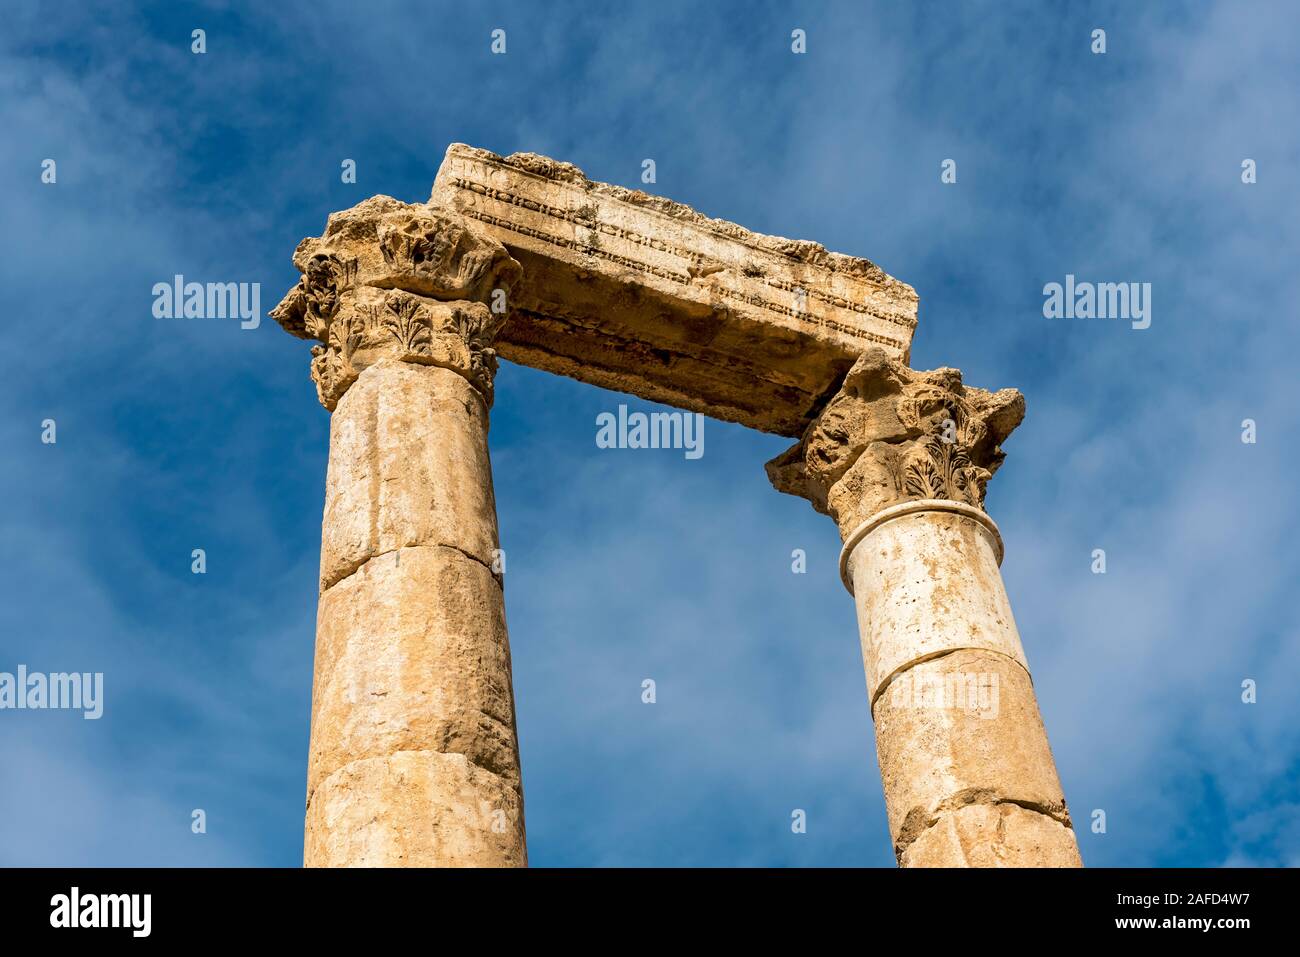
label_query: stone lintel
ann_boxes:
[430,144,919,436]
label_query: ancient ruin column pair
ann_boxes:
[273,168,1081,867]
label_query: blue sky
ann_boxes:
[1,0,1296,866]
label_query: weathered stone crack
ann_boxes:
[306,740,522,816]
[893,788,1076,859]
[322,540,499,593]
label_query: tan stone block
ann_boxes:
[899,802,1082,868]
[430,144,918,436]
[845,504,1028,701]
[307,544,520,803]
[319,360,500,590]
[873,649,1071,852]
[305,750,526,867]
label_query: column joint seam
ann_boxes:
[307,745,523,814]
[322,541,502,593]
[870,646,1033,713]
[895,795,1078,860]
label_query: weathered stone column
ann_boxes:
[271,198,528,866]
[769,349,1082,867]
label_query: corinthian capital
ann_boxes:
[269,197,522,410]
[766,349,1025,537]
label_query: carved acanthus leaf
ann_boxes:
[901,434,989,507]
[310,309,362,412]
[766,348,1023,535]
[382,293,434,357]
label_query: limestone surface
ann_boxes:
[305,749,526,868]
[874,648,1076,863]
[318,360,500,591]
[431,144,918,435]
[273,200,529,867]
[303,359,526,868]
[900,802,1082,868]
[843,503,1027,700]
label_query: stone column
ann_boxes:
[271,198,528,867]
[768,349,1082,867]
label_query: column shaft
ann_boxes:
[304,358,526,867]
[841,500,1080,867]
